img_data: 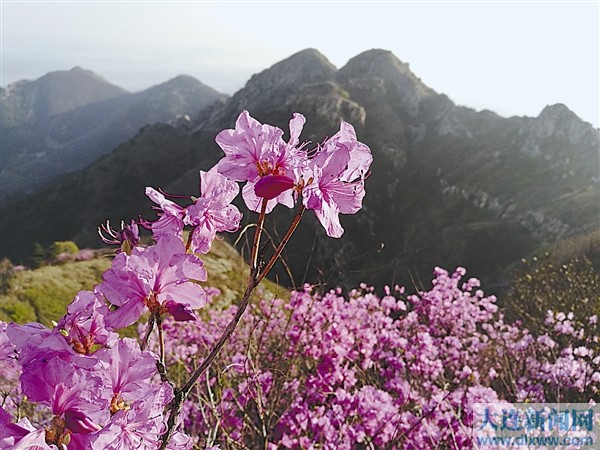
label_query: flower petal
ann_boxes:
[254,174,295,200]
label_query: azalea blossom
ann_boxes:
[144,187,186,241]
[90,383,180,450]
[144,169,241,254]
[19,356,105,446]
[94,338,160,414]
[185,167,242,254]
[7,321,98,370]
[98,235,207,329]
[301,121,372,238]
[56,290,118,355]
[90,400,163,450]
[98,219,140,252]
[215,110,307,213]
[0,407,50,449]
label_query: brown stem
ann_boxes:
[185,230,194,253]
[156,315,169,383]
[256,205,305,285]
[392,390,452,446]
[140,314,155,351]
[251,199,268,270]
[158,268,259,449]
[158,200,305,449]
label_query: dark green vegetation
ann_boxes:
[504,230,600,334]
[1,68,226,199]
[1,49,598,293]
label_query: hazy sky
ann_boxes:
[1,1,599,127]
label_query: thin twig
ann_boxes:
[156,315,169,383]
[158,199,304,449]
[140,314,156,351]
[159,267,260,449]
[256,205,305,285]
[185,230,194,253]
[251,199,268,270]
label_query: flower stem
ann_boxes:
[158,200,304,449]
[185,230,194,253]
[158,267,259,449]
[256,205,305,285]
[156,315,169,383]
[140,314,155,351]
[251,199,268,270]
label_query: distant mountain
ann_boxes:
[1,69,227,199]
[1,67,128,128]
[1,49,598,292]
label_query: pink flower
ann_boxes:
[302,121,372,237]
[20,357,104,412]
[90,383,172,450]
[215,110,307,213]
[144,187,186,240]
[185,167,242,254]
[90,400,163,450]
[56,290,118,355]
[7,321,98,370]
[98,219,140,251]
[0,407,50,449]
[94,338,160,414]
[98,235,207,329]
[19,357,105,445]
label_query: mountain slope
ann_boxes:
[1,66,128,128]
[1,71,227,200]
[0,239,285,326]
[1,49,598,292]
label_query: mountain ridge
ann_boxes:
[1,66,128,128]
[1,70,227,200]
[1,48,597,292]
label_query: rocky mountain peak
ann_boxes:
[534,103,598,145]
[338,49,434,96]
[244,48,336,94]
[164,74,202,86]
[67,66,99,78]
[40,66,126,93]
[195,48,340,130]
[337,49,436,118]
[538,103,579,123]
[143,74,218,94]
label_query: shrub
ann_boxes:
[505,254,599,338]
[0,258,14,294]
[150,268,599,449]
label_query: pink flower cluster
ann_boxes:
[0,293,191,449]
[142,111,371,241]
[0,111,373,449]
[213,111,371,237]
[153,268,599,449]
